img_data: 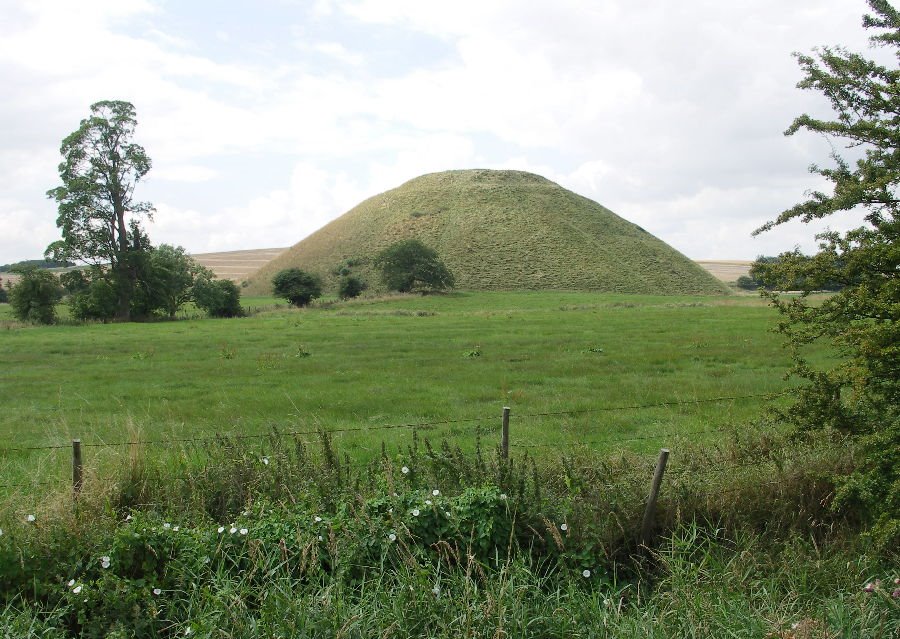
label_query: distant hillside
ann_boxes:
[234,170,728,295]
[191,247,287,283]
[696,260,752,283]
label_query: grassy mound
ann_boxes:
[245,170,729,295]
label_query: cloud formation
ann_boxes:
[0,0,878,264]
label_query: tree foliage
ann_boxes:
[193,276,243,318]
[0,277,8,304]
[373,239,455,293]
[132,245,212,319]
[272,268,323,307]
[338,275,366,300]
[45,100,154,321]
[8,267,61,324]
[754,0,900,547]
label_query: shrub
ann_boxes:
[373,239,454,293]
[8,267,61,324]
[338,275,366,300]
[0,277,7,303]
[272,268,323,307]
[69,277,119,322]
[193,277,243,318]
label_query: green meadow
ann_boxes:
[3,292,897,639]
[1,291,798,490]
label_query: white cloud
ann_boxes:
[0,0,884,264]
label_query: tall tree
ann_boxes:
[754,0,899,546]
[45,100,154,321]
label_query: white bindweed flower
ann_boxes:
[163,523,171,529]
[185,628,193,636]
[239,528,248,535]
[412,509,420,517]
[262,457,269,465]
[73,585,82,594]
[153,588,162,595]
[560,523,568,532]
[229,527,237,534]
[314,516,322,523]
[173,526,179,532]
[388,533,397,542]
[432,586,440,597]
[67,579,75,587]
[582,569,591,578]
[101,556,111,569]
[26,514,35,522]
[500,494,507,500]
[444,511,451,517]
[318,535,323,541]
[425,500,432,505]
[217,526,225,533]
[401,466,409,474]
[432,489,440,496]
[125,515,132,521]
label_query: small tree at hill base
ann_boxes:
[338,275,366,300]
[754,0,900,548]
[272,268,323,307]
[193,276,243,318]
[8,267,61,324]
[374,239,454,293]
[0,277,8,303]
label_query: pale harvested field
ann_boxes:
[190,247,287,282]
[695,259,752,282]
[3,252,748,290]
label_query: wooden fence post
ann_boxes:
[501,407,510,459]
[639,448,669,547]
[72,439,83,498]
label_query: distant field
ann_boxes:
[0,290,811,497]
[696,260,753,282]
[191,247,287,282]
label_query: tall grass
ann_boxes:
[2,426,896,637]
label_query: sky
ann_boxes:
[0,0,885,264]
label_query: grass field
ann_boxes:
[0,290,803,494]
[3,291,896,638]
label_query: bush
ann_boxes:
[0,277,7,304]
[374,239,454,293]
[272,268,323,307]
[338,275,366,300]
[69,277,119,322]
[8,267,61,324]
[193,277,243,318]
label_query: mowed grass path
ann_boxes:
[1,291,797,483]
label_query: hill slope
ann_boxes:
[246,169,729,295]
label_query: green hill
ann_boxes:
[245,169,730,295]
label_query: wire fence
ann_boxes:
[0,390,798,493]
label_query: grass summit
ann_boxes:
[246,169,729,296]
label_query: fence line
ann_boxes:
[0,390,791,454]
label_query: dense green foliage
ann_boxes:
[271,267,323,306]
[45,100,154,321]
[736,255,843,291]
[132,244,212,319]
[755,0,900,547]
[246,169,729,295]
[192,276,243,318]
[338,274,366,299]
[0,277,7,304]
[375,239,455,293]
[7,266,61,324]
